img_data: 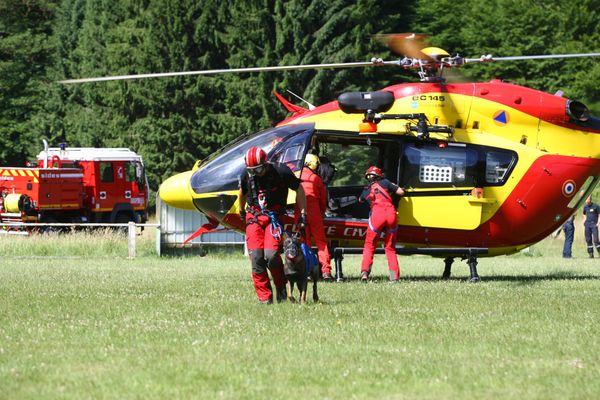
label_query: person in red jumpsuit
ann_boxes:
[359,166,405,282]
[295,154,333,281]
[238,146,307,304]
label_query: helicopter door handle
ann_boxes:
[517,199,527,209]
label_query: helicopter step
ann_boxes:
[332,247,488,283]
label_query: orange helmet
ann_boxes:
[365,166,383,180]
[245,146,267,168]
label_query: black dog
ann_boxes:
[282,232,319,304]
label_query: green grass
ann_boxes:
[1,232,599,399]
[0,228,157,258]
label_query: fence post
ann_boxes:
[156,225,161,256]
[128,222,136,259]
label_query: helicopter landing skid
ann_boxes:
[332,247,487,283]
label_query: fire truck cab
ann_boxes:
[0,144,149,227]
[36,147,149,224]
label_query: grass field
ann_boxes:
[1,229,599,399]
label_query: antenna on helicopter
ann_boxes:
[286,90,316,110]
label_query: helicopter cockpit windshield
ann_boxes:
[190,123,314,194]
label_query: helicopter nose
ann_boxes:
[159,170,197,210]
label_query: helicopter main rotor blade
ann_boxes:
[58,60,397,84]
[464,52,600,63]
[374,33,433,60]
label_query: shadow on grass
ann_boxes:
[337,271,600,284]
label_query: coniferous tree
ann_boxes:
[0,0,58,164]
[414,0,600,112]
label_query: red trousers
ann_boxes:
[245,213,286,302]
[361,204,399,280]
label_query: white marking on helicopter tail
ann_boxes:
[562,180,576,197]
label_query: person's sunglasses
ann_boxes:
[247,164,266,176]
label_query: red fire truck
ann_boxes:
[0,143,149,227]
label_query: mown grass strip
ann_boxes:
[1,231,599,399]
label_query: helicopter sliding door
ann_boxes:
[398,140,516,230]
[311,131,515,231]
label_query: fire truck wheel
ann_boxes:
[114,212,133,233]
[41,217,60,235]
[115,212,133,224]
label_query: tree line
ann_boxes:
[1,0,599,205]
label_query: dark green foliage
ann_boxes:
[1,0,599,200]
[414,0,600,112]
[0,0,58,164]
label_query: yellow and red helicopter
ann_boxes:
[61,35,600,281]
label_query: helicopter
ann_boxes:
[60,34,600,282]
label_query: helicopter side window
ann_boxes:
[485,151,514,184]
[269,127,316,172]
[401,143,478,188]
[401,141,516,188]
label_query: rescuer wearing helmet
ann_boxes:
[295,153,333,281]
[238,146,308,304]
[359,166,405,282]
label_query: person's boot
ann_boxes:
[322,272,333,282]
[361,271,369,282]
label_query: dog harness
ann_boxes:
[301,242,319,278]
[246,205,284,240]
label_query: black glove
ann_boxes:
[298,213,307,229]
[240,209,247,223]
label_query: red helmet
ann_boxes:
[365,166,383,179]
[245,146,267,168]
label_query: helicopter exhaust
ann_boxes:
[566,100,590,122]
